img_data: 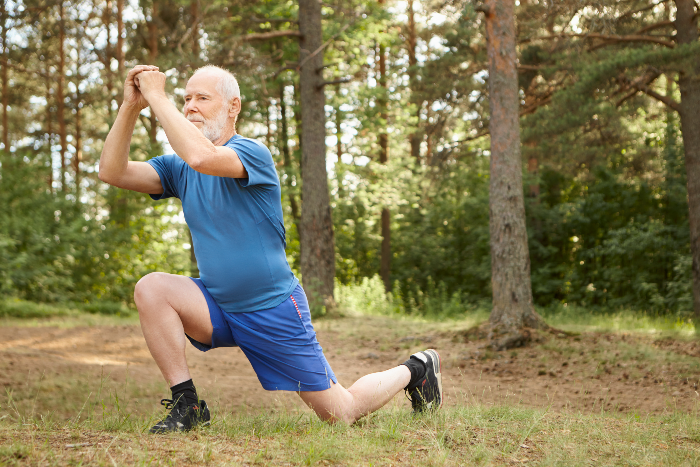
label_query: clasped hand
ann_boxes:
[123,65,167,110]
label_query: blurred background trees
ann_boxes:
[0,0,698,320]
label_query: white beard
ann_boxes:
[189,107,229,143]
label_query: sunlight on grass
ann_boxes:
[1,399,699,466]
[335,277,697,338]
[541,306,696,337]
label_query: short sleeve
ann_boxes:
[146,154,187,200]
[227,138,279,189]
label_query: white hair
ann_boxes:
[192,65,241,103]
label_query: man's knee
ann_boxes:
[134,272,169,308]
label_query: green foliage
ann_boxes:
[0,150,189,309]
[333,137,692,316]
[0,298,77,319]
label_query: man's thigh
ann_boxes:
[138,272,213,345]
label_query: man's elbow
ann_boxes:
[98,169,117,185]
[188,157,204,172]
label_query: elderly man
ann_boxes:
[98,64,442,433]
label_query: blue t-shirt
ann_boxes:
[147,135,299,313]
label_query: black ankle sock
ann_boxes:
[171,379,198,407]
[401,355,426,389]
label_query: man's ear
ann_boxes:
[229,97,241,117]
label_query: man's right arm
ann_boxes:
[98,65,164,195]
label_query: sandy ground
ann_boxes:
[0,316,698,420]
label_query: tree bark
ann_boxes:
[280,82,301,226]
[406,0,421,162]
[335,84,342,162]
[116,0,125,107]
[377,16,392,292]
[1,1,8,152]
[102,0,114,119]
[58,2,68,192]
[190,0,199,56]
[188,228,199,277]
[74,41,84,200]
[74,85,82,199]
[673,0,700,327]
[45,70,53,190]
[298,0,336,312]
[484,0,545,349]
[147,0,158,147]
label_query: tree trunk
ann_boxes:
[377,16,392,292]
[116,0,125,107]
[1,0,8,152]
[527,153,539,198]
[335,84,342,162]
[102,0,114,119]
[147,0,158,147]
[280,82,300,226]
[484,0,545,349]
[74,86,82,199]
[191,0,199,56]
[188,228,199,277]
[45,70,53,190]
[74,41,84,199]
[298,0,336,312]
[58,2,68,192]
[406,0,421,162]
[673,0,700,327]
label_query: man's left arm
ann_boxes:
[135,70,247,178]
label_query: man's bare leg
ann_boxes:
[133,272,213,386]
[299,366,411,424]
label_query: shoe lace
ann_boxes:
[160,396,187,411]
[160,398,175,410]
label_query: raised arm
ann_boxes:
[134,70,248,179]
[98,65,164,194]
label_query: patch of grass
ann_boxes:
[0,299,79,319]
[335,275,491,322]
[540,305,695,336]
[1,401,699,466]
[0,298,133,322]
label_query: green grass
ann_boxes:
[540,305,695,337]
[1,398,699,466]
[2,287,699,465]
[0,298,133,321]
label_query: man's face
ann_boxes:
[183,72,230,142]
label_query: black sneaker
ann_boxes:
[405,349,443,412]
[149,397,211,434]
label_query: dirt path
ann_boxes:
[0,317,698,420]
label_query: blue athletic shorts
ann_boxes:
[187,279,337,392]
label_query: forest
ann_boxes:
[1,0,699,322]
